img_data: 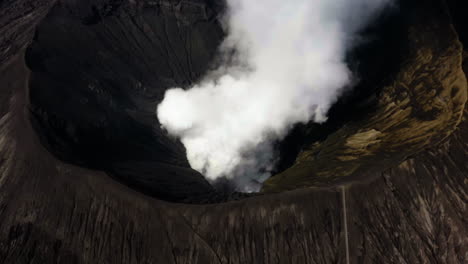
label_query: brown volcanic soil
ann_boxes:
[0,0,467,263]
[263,0,467,191]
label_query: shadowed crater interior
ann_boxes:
[25,0,416,203]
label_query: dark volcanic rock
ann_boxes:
[26,0,225,202]
[0,0,56,68]
[0,0,467,263]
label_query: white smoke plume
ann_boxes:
[157,0,392,191]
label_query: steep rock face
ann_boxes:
[0,0,467,263]
[263,0,467,192]
[26,0,225,202]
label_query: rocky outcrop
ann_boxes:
[0,0,467,263]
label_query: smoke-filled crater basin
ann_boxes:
[26,0,466,203]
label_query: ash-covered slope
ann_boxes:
[25,0,226,202]
[0,0,467,263]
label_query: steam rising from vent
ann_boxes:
[157,0,392,191]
